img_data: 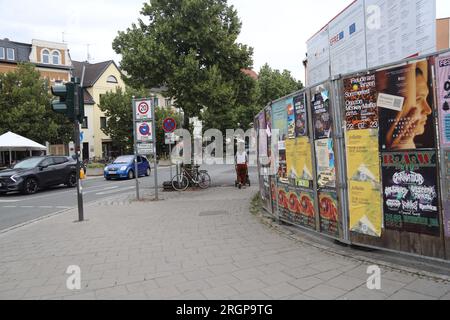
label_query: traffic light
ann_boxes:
[51,82,75,119]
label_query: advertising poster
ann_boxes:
[270,177,277,216]
[315,139,336,189]
[445,200,450,238]
[343,73,378,130]
[294,93,308,137]
[272,100,288,141]
[346,129,383,237]
[277,140,288,184]
[382,151,440,236]
[365,0,436,69]
[329,0,367,76]
[286,138,313,189]
[287,98,296,139]
[436,56,450,148]
[277,184,290,218]
[377,60,436,151]
[319,191,339,237]
[279,186,316,230]
[312,90,332,140]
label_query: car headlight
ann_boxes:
[104,167,109,172]
[10,174,21,183]
[120,166,128,171]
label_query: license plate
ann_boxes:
[109,171,117,175]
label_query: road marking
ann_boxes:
[84,186,119,195]
[96,186,135,195]
[20,206,33,208]
[0,200,20,203]
[3,206,17,208]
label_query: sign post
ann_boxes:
[133,97,158,201]
[163,118,177,182]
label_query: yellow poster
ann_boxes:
[346,129,382,237]
[286,137,313,188]
[349,181,382,237]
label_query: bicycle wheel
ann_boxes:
[198,172,211,189]
[172,174,189,191]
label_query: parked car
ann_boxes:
[104,155,151,180]
[0,156,77,195]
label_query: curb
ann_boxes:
[250,194,450,283]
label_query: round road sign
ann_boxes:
[139,123,151,136]
[138,101,149,114]
[163,118,177,133]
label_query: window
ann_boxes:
[154,97,159,107]
[40,158,54,168]
[54,157,68,165]
[81,117,88,129]
[107,75,118,83]
[42,49,50,64]
[100,117,107,129]
[52,50,60,65]
[165,98,171,107]
[6,48,14,61]
[0,47,4,59]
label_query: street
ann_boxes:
[0,164,258,232]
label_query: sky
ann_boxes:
[1,0,450,84]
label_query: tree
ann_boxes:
[256,63,304,108]
[98,87,181,156]
[112,0,253,130]
[0,63,72,144]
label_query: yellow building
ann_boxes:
[72,60,126,161]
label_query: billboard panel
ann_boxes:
[307,26,331,86]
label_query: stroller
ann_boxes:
[234,164,251,189]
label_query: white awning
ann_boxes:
[0,132,47,151]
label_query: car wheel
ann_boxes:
[128,170,135,180]
[66,172,77,188]
[22,177,39,195]
[145,168,151,177]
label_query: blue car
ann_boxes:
[104,155,151,180]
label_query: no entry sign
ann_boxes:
[163,118,177,133]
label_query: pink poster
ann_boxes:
[436,56,450,148]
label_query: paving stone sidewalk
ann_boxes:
[0,186,449,300]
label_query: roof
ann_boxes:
[83,89,95,105]
[72,60,119,87]
[0,39,32,63]
[0,132,47,151]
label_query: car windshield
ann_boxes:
[13,158,45,169]
[113,156,134,164]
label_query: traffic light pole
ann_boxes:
[74,84,84,222]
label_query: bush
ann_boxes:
[87,163,105,169]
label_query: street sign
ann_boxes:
[136,122,153,142]
[135,100,153,120]
[137,143,154,155]
[163,117,177,133]
[165,132,175,144]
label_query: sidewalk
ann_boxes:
[0,186,449,300]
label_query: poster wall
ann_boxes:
[436,56,450,148]
[272,100,288,141]
[286,138,314,189]
[279,186,316,230]
[382,151,440,236]
[377,60,436,151]
[346,130,383,237]
[287,98,296,139]
[344,73,378,131]
[319,191,339,237]
[315,139,336,189]
[294,93,308,137]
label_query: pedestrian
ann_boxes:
[235,149,248,189]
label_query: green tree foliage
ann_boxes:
[112,0,253,129]
[256,63,304,108]
[98,87,181,156]
[0,63,72,144]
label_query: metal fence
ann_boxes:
[255,49,450,261]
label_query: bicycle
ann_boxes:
[171,164,211,191]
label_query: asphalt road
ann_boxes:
[0,164,258,231]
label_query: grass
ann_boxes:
[87,163,105,169]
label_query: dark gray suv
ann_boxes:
[0,156,77,195]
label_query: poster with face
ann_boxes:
[377,60,436,151]
[436,56,450,148]
[294,93,308,137]
[287,98,296,139]
[312,90,333,140]
[279,186,316,230]
[382,151,440,236]
[315,139,336,189]
[319,191,339,237]
[343,73,378,131]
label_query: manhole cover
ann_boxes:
[199,210,229,217]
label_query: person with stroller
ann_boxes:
[235,148,249,189]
